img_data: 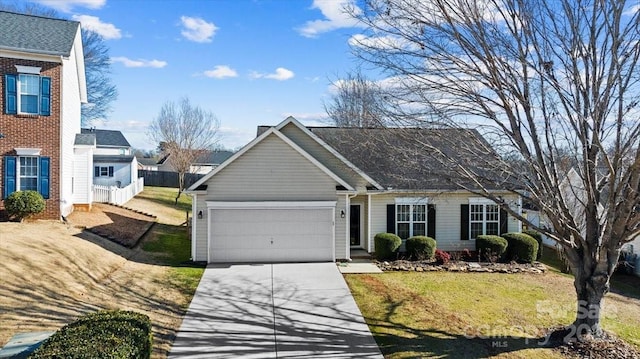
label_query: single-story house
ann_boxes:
[186,117,522,263]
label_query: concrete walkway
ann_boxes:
[169,263,383,359]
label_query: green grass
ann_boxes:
[346,270,640,358]
[137,186,191,212]
[137,187,203,304]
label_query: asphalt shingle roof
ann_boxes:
[74,133,96,146]
[81,128,131,147]
[0,11,79,56]
[306,127,504,191]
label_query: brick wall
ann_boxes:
[0,57,62,220]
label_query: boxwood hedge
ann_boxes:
[5,190,45,221]
[29,310,152,359]
[476,235,508,260]
[522,229,543,259]
[405,236,436,260]
[502,232,539,264]
[374,233,401,261]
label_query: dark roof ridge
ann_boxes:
[0,10,78,23]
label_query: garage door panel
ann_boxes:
[209,207,334,263]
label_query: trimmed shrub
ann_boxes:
[435,249,451,265]
[374,233,401,260]
[502,232,539,263]
[523,229,543,259]
[30,310,152,359]
[405,236,437,260]
[4,190,45,221]
[476,235,508,261]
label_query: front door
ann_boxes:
[350,204,361,246]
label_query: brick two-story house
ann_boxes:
[1,11,87,219]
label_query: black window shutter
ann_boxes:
[386,204,396,234]
[94,166,100,177]
[461,204,469,240]
[427,204,436,238]
[500,208,508,235]
[108,166,114,177]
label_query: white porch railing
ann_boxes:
[93,177,144,205]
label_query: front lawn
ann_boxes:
[345,270,640,358]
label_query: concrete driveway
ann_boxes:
[169,263,383,359]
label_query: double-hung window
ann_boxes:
[3,155,50,199]
[4,66,51,116]
[395,198,428,239]
[19,157,39,191]
[94,166,114,178]
[464,198,501,240]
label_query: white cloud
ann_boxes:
[298,0,362,38]
[348,33,418,50]
[35,0,105,12]
[180,16,218,43]
[624,4,640,16]
[203,65,238,79]
[72,15,121,40]
[251,67,295,81]
[111,57,167,68]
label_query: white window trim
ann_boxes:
[395,197,429,205]
[469,202,500,239]
[16,73,41,115]
[395,199,429,239]
[15,148,41,156]
[15,65,41,74]
[17,156,39,192]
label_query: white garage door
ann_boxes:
[209,206,334,263]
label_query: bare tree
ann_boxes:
[324,71,387,127]
[148,97,221,202]
[0,1,118,124]
[350,0,640,340]
[81,29,117,124]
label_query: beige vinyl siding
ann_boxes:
[193,195,208,262]
[192,133,345,262]
[335,195,348,260]
[279,123,371,190]
[205,134,337,201]
[370,192,521,252]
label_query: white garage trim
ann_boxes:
[206,201,337,209]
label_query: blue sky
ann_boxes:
[33,0,368,150]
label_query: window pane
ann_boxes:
[486,222,499,235]
[413,205,426,222]
[486,204,499,221]
[397,223,410,239]
[20,178,38,191]
[470,204,483,221]
[397,204,410,222]
[19,157,38,191]
[100,167,108,176]
[20,95,38,114]
[470,223,483,239]
[413,223,426,236]
[20,75,39,95]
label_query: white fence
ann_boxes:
[93,177,144,205]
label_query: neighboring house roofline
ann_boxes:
[186,126,355,192]
[275,116,385,190]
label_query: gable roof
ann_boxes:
[81,128,131,148]
[0,11,80,57]
[308,127,502,191]
[192,150,235,165]
[187,126,355,192]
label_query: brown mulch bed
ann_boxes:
[546,327,640,359]
[67,203,156,248]
[376,259,547,274]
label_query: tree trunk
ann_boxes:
[569,264,611,340]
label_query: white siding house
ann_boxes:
[187,117,524,264]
